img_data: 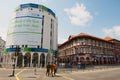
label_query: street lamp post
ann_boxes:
[9,45,20,77]
[10,56,16,77]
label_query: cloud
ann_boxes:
[103,26,120,37]
[64,3,92,26]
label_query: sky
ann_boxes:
[1,0,120,44]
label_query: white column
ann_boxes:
[15,56,18,67]
[22,53,25,67]
[5,54,7,68]
[8,54,11,68]
[38,53,41,67]
[44,53,47,67]
[6,54,8,68]
[3,55,6,68]
[30,53,33,67]
[9,54,12,67]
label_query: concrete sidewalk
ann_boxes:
[0,65,120,80]
[0,68,20,80]
[0,68,70,80]
[18,68,72,80]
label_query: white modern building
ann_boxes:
[3,3,58,68]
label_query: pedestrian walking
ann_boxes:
[46,62,51,76]
[50,63,54,77]
[53,63,57,76]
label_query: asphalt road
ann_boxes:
[1,66,120,80]
[61,67,120,80]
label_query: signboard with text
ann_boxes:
[6,10,43,46]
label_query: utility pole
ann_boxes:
[9,45,20,77]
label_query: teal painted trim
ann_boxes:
[5,48,48,53]
[4,48,7,53]
[41,5,48,11]
[16,3,56,17]
[7,31,42,35]
[49,49,55,54]
[24,48,32,52]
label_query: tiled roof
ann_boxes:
[104,36,113,41]
[72,33,105,41]
[59,32,114,47]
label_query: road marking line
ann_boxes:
[15,69,27,80]
[57,74,74,80]
[62,76,74,80]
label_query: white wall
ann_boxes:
[6,6,58,51]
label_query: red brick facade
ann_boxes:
[58,33,120,66]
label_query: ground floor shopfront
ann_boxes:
[58,54,119,67]
[2,52,54,68]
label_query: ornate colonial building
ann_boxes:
[104,37,120,62]
[3,3,58,68]
[58,33,120,66]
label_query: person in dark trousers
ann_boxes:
[53,63,57,76]
[46,62,51,76]
[50,63,54,77]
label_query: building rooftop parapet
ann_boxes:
[15,3,56,17]
[59,32,115,47]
